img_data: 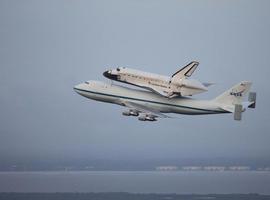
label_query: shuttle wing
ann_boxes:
[144,87,169,97]
[127,82,169,97]
[122,101,171,118]
[171,61,199,80]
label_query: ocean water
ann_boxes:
[0,171,269,194]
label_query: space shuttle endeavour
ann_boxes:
[103,61,212,98]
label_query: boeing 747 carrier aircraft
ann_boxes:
[74,80,256,121]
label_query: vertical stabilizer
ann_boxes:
[171,61,199,81]
[214,81,252,105]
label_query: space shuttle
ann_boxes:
[103,61,213,98]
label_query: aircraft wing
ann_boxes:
[171,61,199,80]
[128,83,169,97]
[144,87,169,97]
[122,101,171,118]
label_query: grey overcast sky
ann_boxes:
[0,0,269,162]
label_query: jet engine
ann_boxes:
[138,114,157,122]
[122,109,139,116]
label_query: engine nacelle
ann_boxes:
[138,116,146,121]
[122,110,139,116]
[122,111,131,116]
[138,114,157,122]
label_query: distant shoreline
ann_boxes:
[1,171,269,194]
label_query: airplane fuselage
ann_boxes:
[74,81,227,115]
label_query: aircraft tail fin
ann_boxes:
[171,61,199,81]
[214,81,252,105]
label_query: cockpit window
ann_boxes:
[85,81,89,84]
[116,68,120,72]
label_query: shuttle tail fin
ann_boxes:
[171,61,199,81]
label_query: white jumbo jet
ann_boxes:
[74,80,256,121]
[103,61,213,98]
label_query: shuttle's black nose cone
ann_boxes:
[103,71,110,78]
[103,71,118,80]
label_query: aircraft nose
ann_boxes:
[103,70,118,80]
[103,70,111,78]
[73,83,83,93]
